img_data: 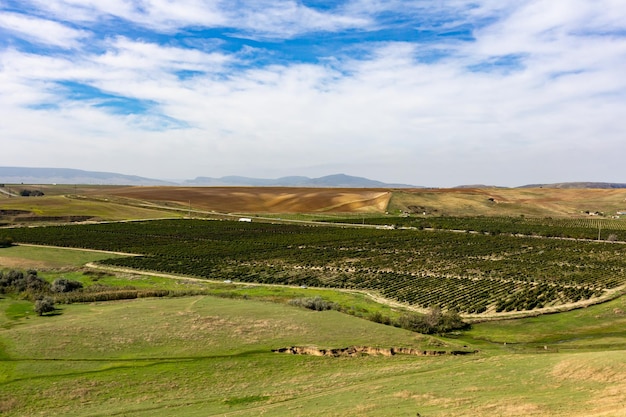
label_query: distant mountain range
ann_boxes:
[183,173,416,188]
[0,167,175,186]
[0,167,417,188]
[1,167,624,189]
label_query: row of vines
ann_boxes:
[1,219,624,313]
[327,215,626,241]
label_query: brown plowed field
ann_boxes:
[100,186,392,213]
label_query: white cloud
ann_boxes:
[19,0,366,35]
[24,0,225,29]
[25,0,134,23]
[222,0,369,38]
[94,37,232,72]
[0,11,90,47]
[1,1,626,186]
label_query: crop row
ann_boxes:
[328,216,626,241]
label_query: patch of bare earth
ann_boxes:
[0,256,52,269]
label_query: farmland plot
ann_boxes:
[2,219,624,314]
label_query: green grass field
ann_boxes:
[0,244,127,269]
[1,245,626,416]
[0,194,184,223]
[2,296,626,416]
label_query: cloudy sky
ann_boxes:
[1,1,625,187]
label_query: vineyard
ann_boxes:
[328,215,626,241]
[1,219,625,314]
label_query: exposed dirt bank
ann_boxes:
[272,346,477,357]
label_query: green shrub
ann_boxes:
[289,296,337,311]
[397,307,469,335]
[368,310,392,325]
[51,278,84,293]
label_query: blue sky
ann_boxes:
[1,0,625,187]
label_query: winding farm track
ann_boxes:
[0,188,19,197]
[18,242,144,257]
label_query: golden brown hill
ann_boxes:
[100,186,392,214]
[67,185,626,217]
[389,188,626,217]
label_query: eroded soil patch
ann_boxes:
[273,346,477,357]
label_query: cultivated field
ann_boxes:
[4,219,625,316]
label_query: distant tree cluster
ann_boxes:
[365,307,470,335]
[0,270,84,316]
[287,295,470,335]
[397,307,469,335]
[289,296,337,311]
[0,236,13,247]
[19,189,44,197]
[0,269,49,295]
[51,278,84,293]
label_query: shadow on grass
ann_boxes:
[39,308,63,317]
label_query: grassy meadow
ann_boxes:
[0,192,184,224]
[1,245,626,416]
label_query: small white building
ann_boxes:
[238,217,252,222]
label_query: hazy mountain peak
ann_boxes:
[0,167,418,188]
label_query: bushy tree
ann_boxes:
[397,307,469,335]
[51,278,83,293]
[25,271,50,293]
[0,270,25,293]
[0,269,50,298]
[19,189,44,197]
[368,310,392,325]
[34,297,55,316]
[289,296,337,311]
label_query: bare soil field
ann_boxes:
[99,186,392,213]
